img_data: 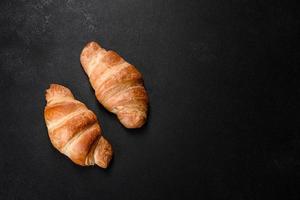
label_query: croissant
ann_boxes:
[44,84,113,168]
[80,41,148,128]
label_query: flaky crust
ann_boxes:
[80,41,148,128]
[44,84,113,168]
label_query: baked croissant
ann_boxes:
[44,84,113,168]
[80,41,148,128]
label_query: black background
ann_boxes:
[0,0,299,199]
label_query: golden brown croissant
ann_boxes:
[80,41,148,128]
[44,84,113,168]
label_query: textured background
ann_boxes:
[0,0,299,199]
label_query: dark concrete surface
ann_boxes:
[0,0,299,199]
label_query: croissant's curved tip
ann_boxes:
[98,162,109,169]
[86,41,101,48]
[45,84,74,102]
[118,112,147,129]
[48,83,62,89]
[80,41,102,71]
[94,137,113,169]
[81,41,101,56]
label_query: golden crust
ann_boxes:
[49,110,97,149]
[102,51,123,67]
[44,84,113,168]
[80,41,148,128]
[64,124,100,165]
[44,101,85,123]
